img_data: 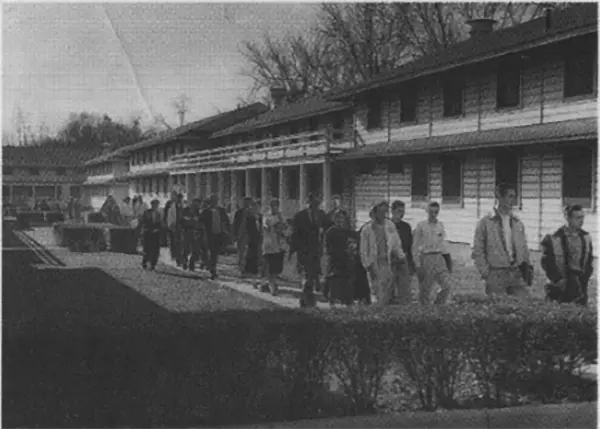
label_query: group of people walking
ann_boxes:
[132,181,593,308]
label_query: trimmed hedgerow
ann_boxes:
[155,296,596,425]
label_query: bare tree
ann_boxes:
[13,105,33,146]
[239,2,551,99]
[172,94,191,127]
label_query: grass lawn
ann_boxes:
[2,229,278,428]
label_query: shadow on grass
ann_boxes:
[3,245,316,428]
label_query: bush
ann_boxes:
[17,211,44,227]
[44,211,65,224]
[86,212,106,223]
[182,298,596,425]
[53,223,107,252]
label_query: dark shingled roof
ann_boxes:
[328,4,598,99]
[211,96,351,138]
[2,145,101,167]
[337,118,597,160]
[85,102,269,165]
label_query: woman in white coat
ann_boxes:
[360,201,406,306]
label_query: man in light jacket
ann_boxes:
[360,201,405,306]
[413,201,454,305]
[472,183,533,298]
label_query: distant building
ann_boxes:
[2,145,100,208]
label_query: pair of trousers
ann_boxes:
[485,267,529,298]
[142,231,160,268]
[207,232,225,275]
[167,228,182,264]
[391,262,413,305]
[237,235,249,273]
[418,253,453,305]
[181,229,202,269]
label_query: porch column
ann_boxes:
[299,163,307,207]
[279,167,286,215]
[245,169,252,198]
[230,171,238,211]
[261,167,269,211]
[322,157,332,212]
[205,172,212,197]
[187,173,196,199]
[218,171,226,203]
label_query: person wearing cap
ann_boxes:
[141,199,164,270]
[180,198,203,271]
[233,196,255,277]
[289,193,327,308]
[359,201,405,306]
[472,183,532,298]
[412,201,454,305]
[262,198,288,296]
[541,204,593,306]
[164,191,184,266]
[325,195,350,230]
[201,194,231,280]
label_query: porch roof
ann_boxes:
[337,118,598,160]
[123,168,171,179]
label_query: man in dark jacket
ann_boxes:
[289,193,327,308]
[391,200,415,304]
[141,199,163,270]
[541,204,594,306]
[233,197,254,276]
[181,198,204,271]
[164,191,183,266]
[201,194,231,280]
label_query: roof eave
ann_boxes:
[329,25,597,101]
[211,104,352,139]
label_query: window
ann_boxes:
[173,175,179,186]
[4,167,13,175]
[29,168,40,176]
[400,87,417,122]
[163,147,168,161]
[56,167,66,176]
[497,58,521,108]
[441,156,462,204]
[443,75,464,117]
[179,143,185,154]
[495,149,520,197]
[332,164,344,195]
[172,145,177,156]
[564,35,597,98]
[366,93,382,130]
[387,157,404,174]
[563,146,594,208]
[356,159,376,175]
[149,149,153,163]
[411,159,429,202]
[142,179,147,193]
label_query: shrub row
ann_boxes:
[190,296,596,425]
[53,223,137,254]
[16,211,65,228]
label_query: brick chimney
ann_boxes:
[270,86,287,109]
[101,142,112,155]
[466,18,496,39]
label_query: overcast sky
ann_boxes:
[3,3,318,135]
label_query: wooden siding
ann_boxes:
[350,146,598,251]
[354,40,597,145]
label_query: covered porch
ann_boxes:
[170,129,352,218]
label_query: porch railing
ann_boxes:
[170,129,352,171]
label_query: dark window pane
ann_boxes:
[367,94,382,130]
[411,159,428,201]
[564,35,596,98]
[443,76,464,117]
[442,156,462,204]
[497,61,521,108]
[563,146,593,208]
[400,88,417,122]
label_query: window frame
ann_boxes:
[562,145,595,210]
[366,93,383,130]
[494,149,521,209]
[441,155,463,206]
[400,86,418,123]
[442,74,465,118]
[496,57,522,109]
[411,158,429,205]
[563,36,597,100]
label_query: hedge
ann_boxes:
[16,211,65,228]
[53,223,137,254]
[143,296,596,425]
